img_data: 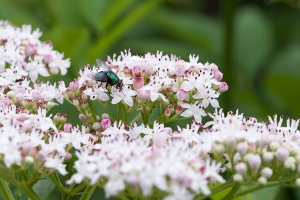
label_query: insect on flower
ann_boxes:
[88,59,123,91]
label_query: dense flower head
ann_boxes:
[0,20,70,84]
[72,50,226,125]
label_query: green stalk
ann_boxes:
[221,0,238,111]
[0,178,15,200]
[222,183,240,200]
[79,185,96,200]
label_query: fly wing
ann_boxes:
[96,59,111,71]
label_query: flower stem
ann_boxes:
[222,183,240,200]
[79,185,96,200]
[0,178,15,200]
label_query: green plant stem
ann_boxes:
[194,180,234,200]
[222,0,238,111]
[222,183,240,200]
[69,183,87,196]
[49,173,65,193]
[0,170,40,200]
[0,178,15,200]
[79,185,97,200]
[234,178,297,199]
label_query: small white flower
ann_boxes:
[84,85,109,101]
[111,85,136,106]
[181,101,207,123]
[44,155,67,175]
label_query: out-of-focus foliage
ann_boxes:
[1,0,300,199]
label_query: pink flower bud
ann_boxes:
[72,97,79,107]
[175,63,185,76]
[50,67,59,75]
[64,123,73,133]
[102,113,110,119]
[64,152,72,162]
[15,93,24,102]
[153,133,168,147]
[176,106,183,115]
[79,114,88,122]
[214,70,223,81]
[276,147,289,162]
[235,162,247,175]
[218,82,228,93]
[237,142,248,155]
[43,54,52,63]
[137,89,150,100]
[101,119,111,129]
[176,89,187,101]
[248,154,261,171]
[69,81,79,92]
[165,108,171,117]
[32,91,42,102]
[263,152,273,163]
[261,167,272,179]
[224,135,236,148]
[133,77,144,90]
[25,45,36,56]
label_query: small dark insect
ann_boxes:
[88,59,123,91]
[15,77,25,83]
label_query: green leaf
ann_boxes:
[233,7,273,79]
[148,7,222,60]
[43,26,90,79]
[262,46,300,116]
[0,0,42,27]
[87,0,163,59]
[33,177,55,200]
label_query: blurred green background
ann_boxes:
[1,0,300,199]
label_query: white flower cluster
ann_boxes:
[0,20,70,84]
[68,121,225,199]
[201,110,300,186]
[0,103,95,175]
[67,109,300,199]
[77,50,228,123]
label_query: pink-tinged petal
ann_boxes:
[180,81,193,91]
[111,96,122,104]
[150,92,158,102]
[39,67,50,77]
[158,93,167,101]
[210,99,219,108]
[193,92,204,99]
[181,103,191,109]
[124,97,133,107]
[99,93,109,101]
[201,99,209,108]
[181,109,193,117]
[194,114,202,123]
[29,71,38,82]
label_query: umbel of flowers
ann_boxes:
[0,21,300,200]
